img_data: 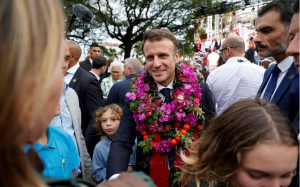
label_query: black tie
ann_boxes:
[160,88,172,104]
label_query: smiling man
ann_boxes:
[106,29,215,187]
[255,0,299,123]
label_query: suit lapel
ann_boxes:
[271,63,298,104]
[257,67,273,95]
[65,89,81,144]
[69,67,81,88]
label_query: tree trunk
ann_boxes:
[124,40,133,59]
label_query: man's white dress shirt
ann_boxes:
[260,56,294,100]
[64,63,80,84]
[207,57,265,115]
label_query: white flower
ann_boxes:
[177,95,184,100]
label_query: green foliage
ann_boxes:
[222,31,229,37]
[138,136,154,154]
[63,0,209,58]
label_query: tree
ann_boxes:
[64,0,207,58]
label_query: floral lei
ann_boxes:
[126,62,205,154]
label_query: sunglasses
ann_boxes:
[220,47,236,52]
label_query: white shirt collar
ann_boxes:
[67,63,80,75]
[226,57,249,64]
[277,56,293,73]
[89,71,100,81]
[89,58,93,65]
[156,80,174,92]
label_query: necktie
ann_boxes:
[264,65,281,102]
[160,88,171,104]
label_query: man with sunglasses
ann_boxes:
[207,35,265,115]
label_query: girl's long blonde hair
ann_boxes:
[0,0,64,186]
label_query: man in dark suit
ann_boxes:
[105,57,141,108]
[255,0,299,123]
[65,40,105,158]
[79,43,101,72]
[106,29,215,186]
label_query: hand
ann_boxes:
[127,166,132,172]
[100,172,150,187]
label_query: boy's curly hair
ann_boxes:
[93,104,123,136]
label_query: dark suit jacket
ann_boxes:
[257,63,299,122]
[79,59,92,72]
[106,81,215,179]
[69,66,105,157]
[105,74,135,108]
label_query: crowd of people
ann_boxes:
[0,0,299,187]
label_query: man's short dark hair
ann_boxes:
[141,29,179,55]
[92,55,107,69]
[258,0,294,27]
[293,0,299,13]
[90,43,100,48]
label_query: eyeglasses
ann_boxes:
[220,47,236,52]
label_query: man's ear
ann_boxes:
[174,50,180,64]
[129,66,133,74]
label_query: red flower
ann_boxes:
[155,86,158,91]
[194,98,200,102]
[178,75,187,82]
[176,69,183,75]
[163,125,171,133]
[174,122,182,128]
[153,100,162,105]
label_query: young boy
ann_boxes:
[92,104,137,184]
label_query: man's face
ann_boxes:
[144,38,180,87]
[286,13,299,70]
[111,66,122,81]
[63,42,70,75]
[254,11,289,58]
[89,47,101,60]
[220,44,229,63]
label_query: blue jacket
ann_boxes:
[92,135,137,183]
[105,74,136,108]
[257,63,299,123]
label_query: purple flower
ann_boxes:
[185,112,198,127]
[158,104,173,122]
[175,111,186,121]
[138,113,146,121]
[156,138,174,153]
[150,121,163,132]
[126,92,136,101]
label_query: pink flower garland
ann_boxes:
[126,63,204,153]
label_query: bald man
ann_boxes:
[64,40,105,158]
[207,36,265,115]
